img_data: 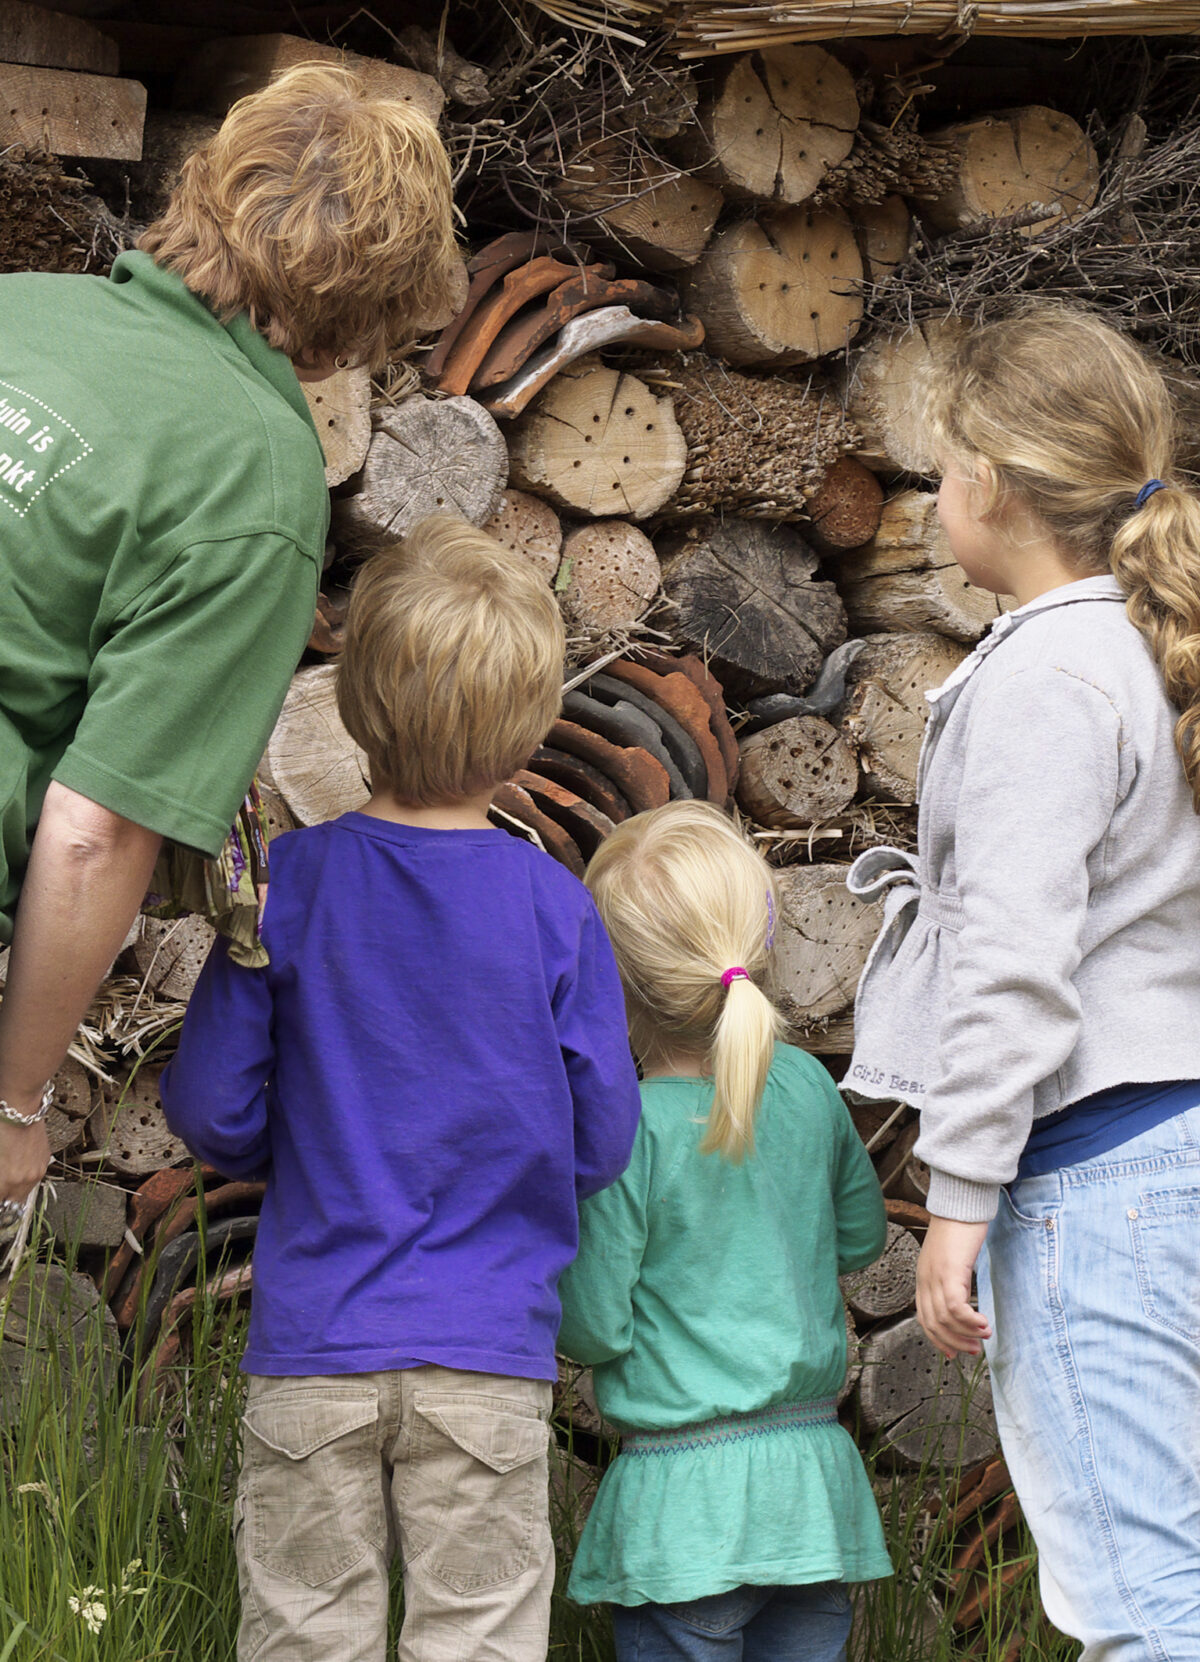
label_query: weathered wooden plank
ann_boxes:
[0,0,118,74]
[0,63,145,159]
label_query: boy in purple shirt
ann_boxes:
[163,515,642,1662]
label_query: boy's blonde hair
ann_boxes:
[140,64,459,372]
[586,801,783,1163]
[337,514,566,804]
[926,303,1200,809]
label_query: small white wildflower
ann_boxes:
[119,1559,148,1597]
[67,1588,108,1634]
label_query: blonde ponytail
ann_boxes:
[925,303,1200,809]
[706,971,780,1160]
[1110,490,1200,808]
[585,801,783,1162]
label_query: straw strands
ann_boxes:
[522,1,1200,55]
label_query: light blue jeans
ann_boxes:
[610,1583,851,1661]
[978,1105,1200,1662]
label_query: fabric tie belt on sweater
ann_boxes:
[621,1397,839,1458]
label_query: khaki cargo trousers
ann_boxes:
[235,1365,555,1662]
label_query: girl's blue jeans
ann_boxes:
[609,1582,851,1661]
[979,1104,1200,1661]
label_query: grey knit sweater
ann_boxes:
[844,575,1200,1222]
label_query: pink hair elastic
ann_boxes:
[721,967,750,989]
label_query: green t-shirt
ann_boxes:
[0,251,329,938]
[557,1043,893,1604]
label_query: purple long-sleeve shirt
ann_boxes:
[162,813,642,1380]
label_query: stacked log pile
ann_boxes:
[6,2,1196,1645]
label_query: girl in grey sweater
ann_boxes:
[848,306,1200,1661]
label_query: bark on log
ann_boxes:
[840,1221,919,1322]
[736,715,857,827]
[773,862,883,1034]
[507,364,686,520]
[836,320,962,477]
[838,631,968,804]
[267,665,371,827]
[658,517,847,698]
[858,1315,999,1469]
[558,521,661,632]
[86,108,218,224]
[174,33,444,123]
[0,65,145,160]
[334,396,508,556]
[834,492,1009,644]
[1,0,118,72]
[659,356,856,521]
[920,105,1098,236]
[480,489,562,582]
[681,206,863,367]
[558,143,724,272]
[301,366,372,488]
[682,47,858,205]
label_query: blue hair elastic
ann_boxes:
[1135,479,1168,508]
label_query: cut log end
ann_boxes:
[559,521,661,632]
[507,366,686,521]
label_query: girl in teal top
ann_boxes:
[558,801,892,1662]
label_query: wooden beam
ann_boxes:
[0,63,145,159]
[174,32,443,123]
[0,0,118,74]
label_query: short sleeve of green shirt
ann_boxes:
[53,534,319,855]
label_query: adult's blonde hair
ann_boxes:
[926,303,1200,809]
[586,801,783,1163]
[140,64,459,372]
[337,515,565,804]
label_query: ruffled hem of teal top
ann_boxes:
[567,1416,894,1606]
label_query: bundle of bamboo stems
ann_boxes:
[525,0,1200,54]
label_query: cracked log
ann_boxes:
[681,205,863,367]
[506,363,686,519]
[838,632,967,804]
[736,714,857,827]
[680,46,859,205]
[833,491,1009,644]
[841,1221,919,1323]
[773,862,883,1038]
[557,142,724,271]
[836,321,962,477]
[657,517,847,698]
[858,1314,999,1469]
[920,105,1098,236]
[333,395,508,555]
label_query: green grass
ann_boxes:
[0,1253,1079,1662]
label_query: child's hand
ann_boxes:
[916,1217,992,1360]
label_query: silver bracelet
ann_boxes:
[0,1081,55,1127]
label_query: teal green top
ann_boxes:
[557,1042,893,1606]
[0,251,328,936]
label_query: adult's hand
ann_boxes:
[0,783,161,1207]
[916,1216,992,1360]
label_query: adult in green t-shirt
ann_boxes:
[0,64,459,1217]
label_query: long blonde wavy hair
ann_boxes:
[586,801,783,1162]
[926,304,1200,809]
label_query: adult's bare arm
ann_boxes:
[0,782,162,1206]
